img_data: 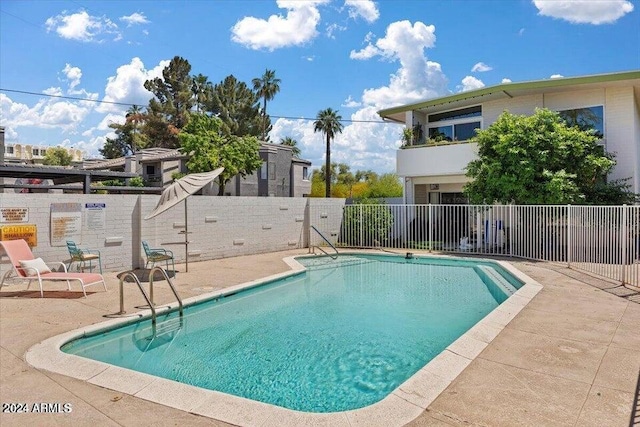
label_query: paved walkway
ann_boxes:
[1,250,638,426]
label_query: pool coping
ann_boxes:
[24,251,543,427]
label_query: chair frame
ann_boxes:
[142,241,175,272]
[0,239,106,298]
[66,240,103,274]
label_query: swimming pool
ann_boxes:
[60,254,523,413]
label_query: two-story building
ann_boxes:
[378,71,640,204]
[84,144,312,197]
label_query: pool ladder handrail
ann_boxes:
[117,267,183,326]
[310,225,339,259]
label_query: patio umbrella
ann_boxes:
[144,167,224,272]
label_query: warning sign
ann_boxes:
[0,208,29,223]
[0,224,38,247]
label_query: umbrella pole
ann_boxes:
[184,199,189,272]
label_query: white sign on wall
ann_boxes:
[50,203,82,246]
[85,203,106,230]
[0,207,29,223]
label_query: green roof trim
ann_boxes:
[378,70,640,118]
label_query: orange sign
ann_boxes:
[0,224,38,247]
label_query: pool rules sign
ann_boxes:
[50,203,82,246]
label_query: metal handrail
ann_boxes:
[149,267,184,317]
[117,271,157,325]
[310,225,339,259]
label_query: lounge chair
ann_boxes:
[0,239,106,298]
[142,241,175,272]
[66,240,103,274]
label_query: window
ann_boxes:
[260,162,267,180]
[269,162,276,180]
[302,167,309,180]
[428,106,481,123]
[32,149,39,156]
[146,165,156,176]
[558,105,603,138]
[425,106,482,143]
[6,146,14,154]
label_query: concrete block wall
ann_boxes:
[1,194,347,273]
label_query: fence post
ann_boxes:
[566,204,571,268]
[509,204,513,257]
[428,204,433,252]
[621,204,628,284]
[359,204,364,247]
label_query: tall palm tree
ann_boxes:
[313,108,344,197]
[279,136,301,157]
[252,69,281,141]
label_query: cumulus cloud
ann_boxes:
[344,0,380,23]
[96,57,169,114]
[120,12,150,26]
[231,0,329,50]
[350,20,448,109]
[550,74,564,79]
[342,95,361,108]
[533,0,634,24]
[458,76,485,92]
[62,63,82,90]
[45,10,120,42]
[501,78,512,83]
[1,93,93,132]
[43,87,63,96]
[326,22,347,39]
[471,62,492,72]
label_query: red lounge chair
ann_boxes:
[0,239,106,298]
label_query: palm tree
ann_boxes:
[252,69,281,141]
[279,136,301,157]
[313,108,344,197]
[125,105,147,151]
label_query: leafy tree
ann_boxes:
[252,69,281,141]
[207,75,262,137]
[314,108,344,198]
[279,137,301,157]
[143,56,194,148]
[42,147,73,166]
[340,199,394,247]
[364,173,403,198]
[128,176,144,187]
[178,114,263,195]
[464,108,636,205]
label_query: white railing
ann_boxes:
[308,203,640,288]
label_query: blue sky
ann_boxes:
[1,0,638,173]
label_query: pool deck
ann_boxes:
[1,249,639,426]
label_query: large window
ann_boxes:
[558,105,603,138]
[426,106,481,143]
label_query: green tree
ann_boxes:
[314,108,344,198]
[42,147,73,166]
[178,114,263,195]
[100,111,148,159]
[364,173,403,198]
[252,69,281,141]
[464,108,635,204]
[207,75,262,137]
[340,199,394,247]
[143,56,194,148]
[279,137,301,157]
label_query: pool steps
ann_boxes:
[474,265,518,303]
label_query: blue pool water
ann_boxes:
[62,254,522,412]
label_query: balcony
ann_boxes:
[397,142,479,177]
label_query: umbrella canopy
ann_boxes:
[145,168,224,220]
[143,167,223,272]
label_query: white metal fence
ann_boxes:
[309,203,640,288]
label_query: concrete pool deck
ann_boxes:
[1,249,639,426]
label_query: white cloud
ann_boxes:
[471,62,492,72]
[350,20,448,109]
[550,74,564,79]
[2,125,18,141]
[45,10,120,42]
[326,22,347,39]
[43,87,63,96]
[96,114,125,131]
[345,0,380,23]
[62,63,82,90]
[302,55,315,61]
[231,0,329,50]
[96,57,169,114]
[342,95,361,108]
[1,93,92,132]
[120,12,150,26]
[458,76,485,92]
[533,0,634,24]
[518,28,525,36]
[501,78,512,83]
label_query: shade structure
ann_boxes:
[144,167,224,272]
